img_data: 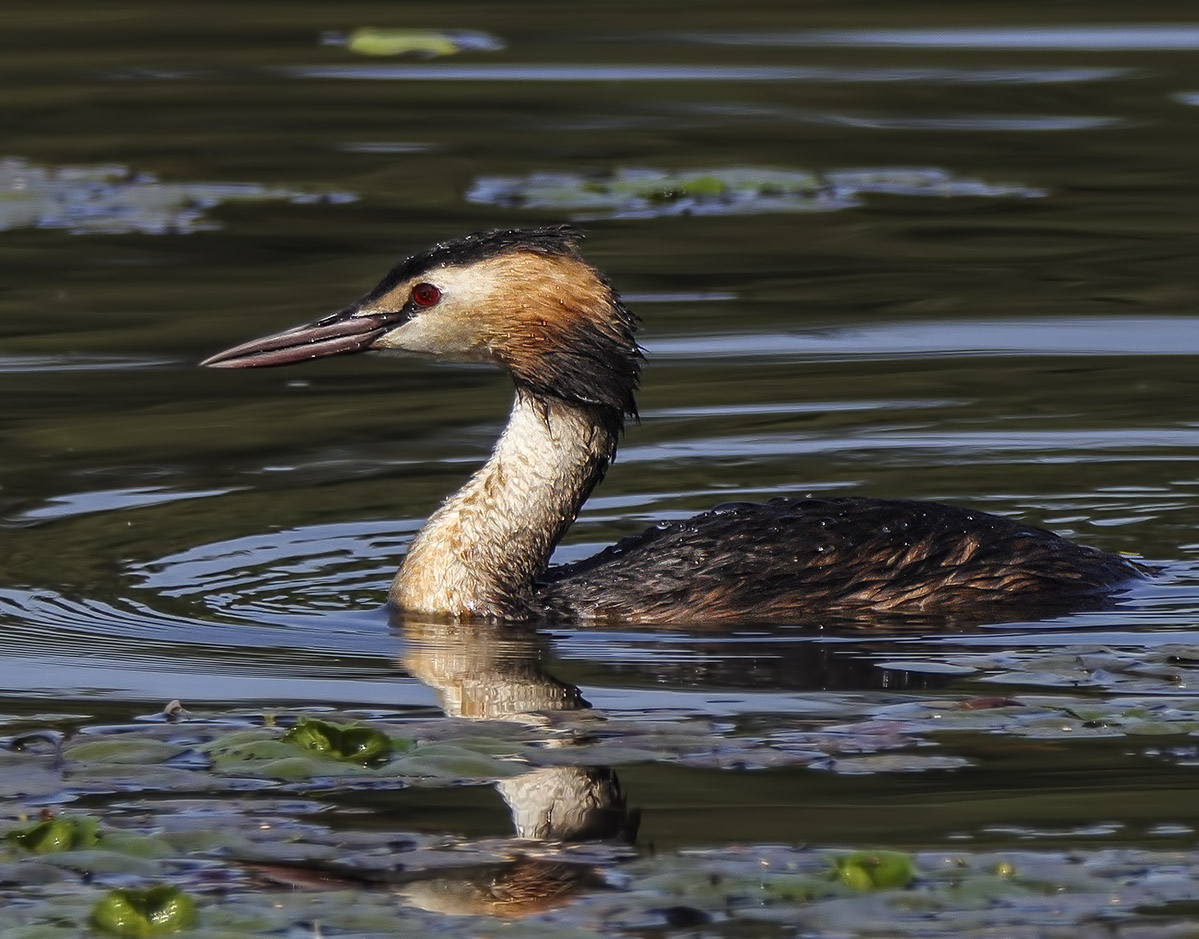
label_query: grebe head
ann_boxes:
[202,226,642,418]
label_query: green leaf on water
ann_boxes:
[281,716,395,764]
[89,884,196,937]
[5,815,100,854]
[66,738,186,765]
[344,28,502,58]
[832,850,915,890]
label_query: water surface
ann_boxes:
[2,2,1198,936]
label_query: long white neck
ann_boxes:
[390,389,617,619]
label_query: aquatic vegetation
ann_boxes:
[324,28,504,58]
[467,166,1045,219]
[833,849,916,890]
[0,157,355,235]
[90,885,196,938]
[195,716,529,783]
[0,664,1197,936]
[5,813,99,854]
[6,809,1199,938]
[281,715,396,763]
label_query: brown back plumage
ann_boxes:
[539,496,1146,624]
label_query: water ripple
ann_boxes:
[830,115,1121,132]
[0,353,170,373]
[128,520,410,622]
[681,26,1199,51]
[648,317,1199,362]
[0,595,402,705]
[7,486,236,526]
[643,399,962,420]
[283,64,1131,85]
[621,427,1199,464]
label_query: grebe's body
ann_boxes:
[204,227,1143,623]
[541,496,1137,622]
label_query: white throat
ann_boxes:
[390,390,617,619]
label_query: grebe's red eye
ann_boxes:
[411,282,441,307]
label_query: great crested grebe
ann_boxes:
[203,226,1145,622]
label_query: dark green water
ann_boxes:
[2,2,1199,935]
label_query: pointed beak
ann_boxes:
[201,307,399,369]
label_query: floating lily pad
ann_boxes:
[0,157,355,235]
[2,773,1199,937]
[833,849,916,890]
[467,166,1044,219]
[390,742,529,781]
[5,814,99,854]
[90,884,196,938]
[823,753,972,774]
[282,716,396,764]
[4,688,1199,937]
[67,738,187,765]
[201,727,362,780]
